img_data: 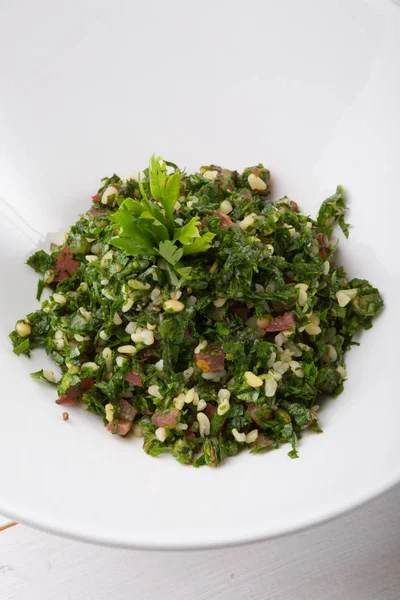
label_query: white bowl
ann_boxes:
[0,0,399,549]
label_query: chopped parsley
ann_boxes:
[9,156,384,466]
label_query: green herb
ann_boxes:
[36,279,45,301]
[158,240,183,265]
[10,336,30,356]
[9,157,383,467]
[110,156,215,273]
[26,250,54,273]
[30,369,57,385]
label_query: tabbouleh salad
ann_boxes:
[10,156,383,467]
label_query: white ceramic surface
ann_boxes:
[0,0,399,549]
[2,485,400,600]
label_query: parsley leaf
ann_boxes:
[163,172,181,220]
[119,197,146,216]
[139,212,169,243]
[26,250,54,273]
[182,232,215,255]
[12,337,30,356]
[36,279,45,301]
[317,185,349,238]
[111,237,155,256]
[148,155,180,221]
[173,217,201,245]
[111,157,208,262]
[157,240,183,265]
[148,154,167,202]
[175,266,192,278]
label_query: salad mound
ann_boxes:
[10,156,383,467]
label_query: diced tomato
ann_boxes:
[152,408,180,428]
[204,403,217,421]
[250,167,261,176]
[246,403,261,426]
[54,246,79,282]
[213,210,233,229]
[265,312,296,332]
[56,378,94,406]
[124,371,143,387]
[316,233,330,248]
[80,378,94,391]
[195,343,225,372]
[88,206,105,218]
[106,421,131,436]
[118,398,137,422]
[251,434,273,449]
[92,193,100,202]
[106,399,137,437]
[56,387,81,406]
[316,233,330,258]
[246,403,273,426]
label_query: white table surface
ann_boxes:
[1,484,400,600]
